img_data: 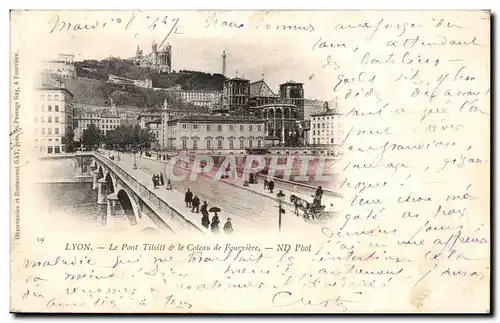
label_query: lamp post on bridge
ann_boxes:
[277,190,285,233]
[133,150,138,169]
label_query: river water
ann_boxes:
[39,182,107,226]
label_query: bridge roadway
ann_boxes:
[103,150,343,235]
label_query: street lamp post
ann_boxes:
[133,150,138,169]
[277,190,285,232]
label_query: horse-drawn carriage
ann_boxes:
[290,187,334,222]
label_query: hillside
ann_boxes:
[64,77,207,112]
[74,58,226,91]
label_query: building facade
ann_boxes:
[100,112,121,136]
[164,115,266,153]
[108,74,153,88]
[220,77,250,113]
[309,103,343,154]
[34,85,75,154]
[40,60,76,79]
[166,88,220,107]
[145,119,162,150]
[279,81,305,120]
[251,103,301,147]
[74,106,123,141]
[134,41,172,73]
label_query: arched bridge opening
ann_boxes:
[105,173,115,194]
[117,189,137,226]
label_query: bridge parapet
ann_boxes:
[92,152,204,234]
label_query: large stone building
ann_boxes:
[74,106,123,141]
[309,102,343,155]
[34,84,75,154]
[220,77,250,114]
[164,115,266,153]
[166,88,220,107]
[40,53,76,80]
[209,77,307,147]
[134,41,172,73]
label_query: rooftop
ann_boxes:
[169,115,263,123]
[224,77,250,83]
[280,80,303,85]
[310,109,339,117]
[249,79,277,97]
[145,118,162,124]
[37,85,74,97]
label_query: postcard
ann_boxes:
[10,10,490,313]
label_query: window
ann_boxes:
[48,128,52,134]
[193,124,198,130]
[182,124,187,129]
[207,125,211,131]
[55,146,60,154]
[258,140,262,148]
[217,140,223,149]
[217,125,222,131]
[41,117,45,123]
[48,105,52,112]
[249,125,252,132]
[206,140,211,149]
[258,125,262,131]
[313,130,316,135]
[182,139,187,149]
[55,105,59,112]
[229,140,234,149]
[55,128,59,134]
[240,125,244,131]
[322,123,325,128]
[248,140,253,148]
[48,146,53,154]
[48,95,52,101]
[240,140,244,149]
[313,138,316,144]
[193,140,198,149]
[230,125,234,131]
[40,105,44,112]
[331,138,334,144]
[55,116,59,123]
[41,128,45,134]
[54,95,59,100]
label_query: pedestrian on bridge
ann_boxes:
[201,201,210,229]
[223,218,233,234]
[191,195,200,213]
[263,179,268,190]
[268,180,275,194]
[210,214,220,234]
[185,189,193,207]
[152,174,157,189]
[159,173,165,186]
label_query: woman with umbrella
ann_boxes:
[209,206,221,234]
[201,201,210,229]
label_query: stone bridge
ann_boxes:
[78,152,203,234]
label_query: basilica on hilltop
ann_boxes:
[134,41,172,73]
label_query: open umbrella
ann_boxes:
[209,206,221,216]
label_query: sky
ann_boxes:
[21,10,339,101]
